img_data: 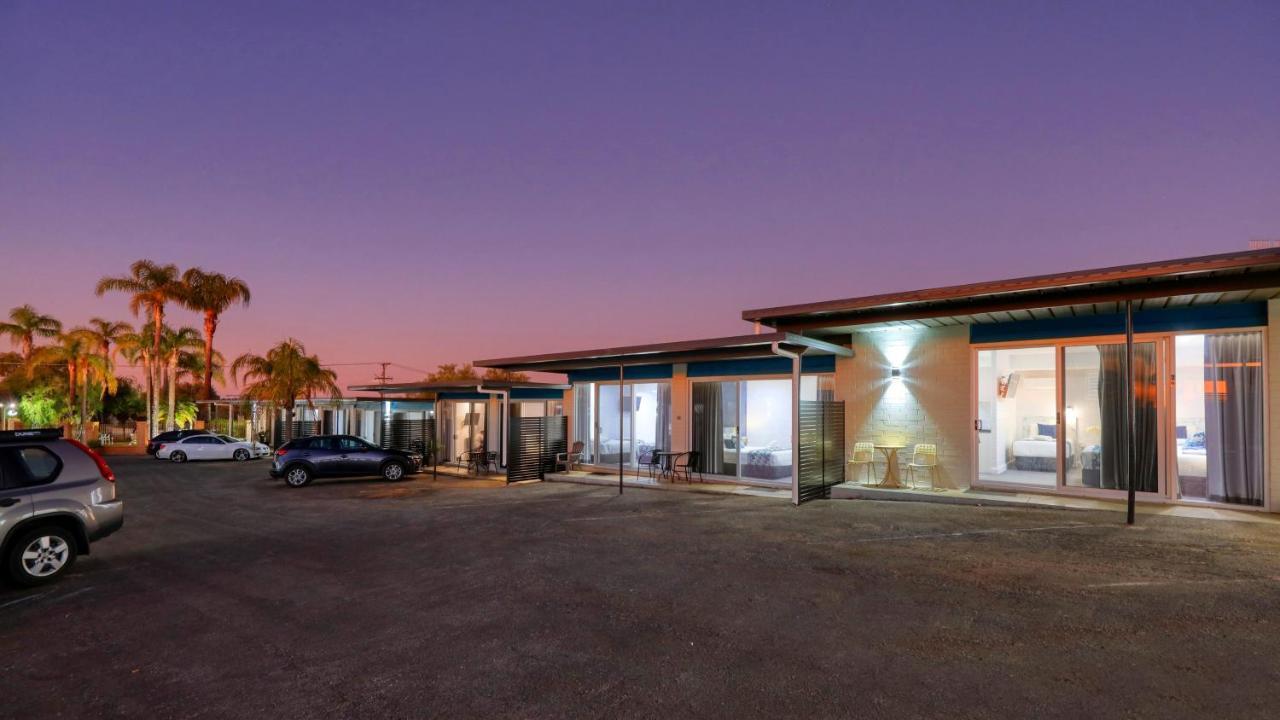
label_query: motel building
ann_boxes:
[465,248,1278,515]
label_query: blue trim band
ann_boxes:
[687,355,836,378]
[969,302,1267,344]
[511,388,566,400]
[566,364,674,382]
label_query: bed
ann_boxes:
[740,445,793,481]
[1011,419,1072,472]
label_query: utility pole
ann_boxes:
[374,362,394,385]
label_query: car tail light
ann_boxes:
[275,448,287,456]
[66,438,116,482]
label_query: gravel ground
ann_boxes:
[3,456,1279,719]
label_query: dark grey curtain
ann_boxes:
[1098,343,1158,492]
[656,383,672,450]
[692,383,725,474]
[1205,333,1264,506]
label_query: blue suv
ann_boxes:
[269,435,422,488]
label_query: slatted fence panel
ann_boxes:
[797,400,845,504]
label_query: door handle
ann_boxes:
[0,497,20,507]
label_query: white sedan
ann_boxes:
[157,434,272,463]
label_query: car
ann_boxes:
[156,434,272,463]
[145,428,211,456]
[0,428,123,586]
[269,435,422,487]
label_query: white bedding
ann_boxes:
[1010,437,1072,458]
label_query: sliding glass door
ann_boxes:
[575,381,672,469]
[1173,332,1265,506]
[692,378,800,484]
[976,346,1058,488]
[976,340,1161,496]
[1062,341,1158,493]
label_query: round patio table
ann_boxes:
[874,444,907,487]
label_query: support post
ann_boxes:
[772,342,803,505]
[1126,299,1137,525]
[619,364,625,495]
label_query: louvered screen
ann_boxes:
[797,400,845,503]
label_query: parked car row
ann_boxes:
[146,429,271,463]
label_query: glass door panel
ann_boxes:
[976,346,1059,488]
[1173,332,1265,505]
[740,379,793,482]
[597,384,625,466]
[692,381,738,476]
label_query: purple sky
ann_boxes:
[2,1,1277,389]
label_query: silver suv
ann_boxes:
[0,428,124,586]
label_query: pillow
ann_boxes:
[1036,423,1057,439]
[1175,425,1188,440]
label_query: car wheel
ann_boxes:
[284,465,313,487]
[170,451,187,463]
[7,525,78,587]
[233,449,250,461]
[382,461,407,481]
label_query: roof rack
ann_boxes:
[0,428,64,442]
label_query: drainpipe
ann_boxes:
[1125,300,1136,525]
[619,363,625,495]
[772,342,803,506]
[478,385,510,468]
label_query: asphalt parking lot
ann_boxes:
[4,457,1280,719]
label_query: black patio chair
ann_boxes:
[643,448,668,479]
[675,451,702,483]
[462,446,487,475]
[482,450,500,474]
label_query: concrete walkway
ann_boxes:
[832,481,1280,524]
[543,470,792,499]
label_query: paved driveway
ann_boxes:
[3,457,1279,719]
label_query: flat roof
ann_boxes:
[346,379,570,394]
[474,332,852,373]
[743,248,1280,333]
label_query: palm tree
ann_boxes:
[180,268,250,410]
[157,326,204,431]
[232,339,340,444]
[116,327,154,433]
[427,363,479,382]
[29,329,115,439]
[84,318,132,361]
[95,261,185,436]
[0,305,63,363]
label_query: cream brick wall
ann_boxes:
[835,325,974,488]
[1269,300,1279,512]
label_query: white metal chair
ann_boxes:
[849,442,876,484]
[905,443,940,490]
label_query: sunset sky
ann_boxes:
[2,1,1277,389]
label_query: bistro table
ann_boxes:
[652,451,685,480]
[873,444,907,487]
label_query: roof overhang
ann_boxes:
[346,380,570,394]
[473,332,852,373]
[742,248,1280,334]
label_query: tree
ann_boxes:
[180,268,250,410]
[102,378,146,423]
[481,368,529,382]
[95,260,185,436]
[29,329,116,439]
[0,305,62,363]
[427,363,479,382]
[18,385,66,428]
[84,318,132,361]
[232,339,340,444]
[115,327,154,434]
[157,326,203,431]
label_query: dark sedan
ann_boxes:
[269,434,421,487]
